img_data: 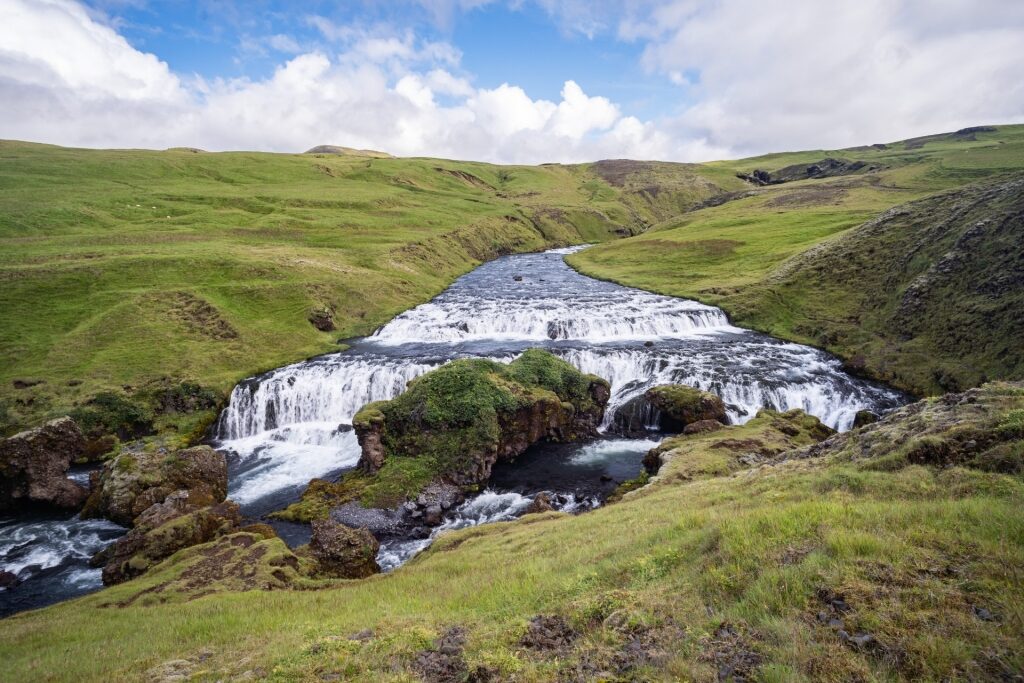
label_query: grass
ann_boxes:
[569,124,1024,395]
[2,391,1022,681]
[0,142,733,438]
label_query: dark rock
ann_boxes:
[98,498,243,585]
[645,384,728,432]
[684,419,726,435]
[82,445,227,526]
[0,570,19,589]
[525,492,554,514]
[308,519,380,579]
[973,605,997,622]
[852,410,879,428]
[424,504,444,526]
[513,275,523,282]
[643,340,654,347]
[0,416,88,512]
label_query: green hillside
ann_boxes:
[0,142,728,438]
[570,124,1024,394]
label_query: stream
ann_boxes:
[0,246,905,616]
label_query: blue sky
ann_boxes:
[3,1,1023,163]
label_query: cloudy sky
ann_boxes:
[2,0,1023,163]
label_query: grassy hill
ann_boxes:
[2,384,1022,681]
[0,141,730,439]
[569,124,1024,395]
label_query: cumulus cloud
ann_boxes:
[0,0,672,162]
[622,0,1024,156]
[1,0,1022,162]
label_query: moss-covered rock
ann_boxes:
[82,445,227,526]
[94,498,242,585]
[304,519,380,579]
[283,351,609,516]
[645,384,728,431]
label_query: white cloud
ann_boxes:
[2,0,1022,163]
[622,0,1024,156]
[0,0,672,162]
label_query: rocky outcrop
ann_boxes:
[351,350,609,502]
[94,498,242,585]
[0,416,88,512]
[82,445,227,526]
[646,385,728,431]
[737,158,875,186]
[307,519,380,579]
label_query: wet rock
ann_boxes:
[308,519,380,579]
[643,340,654,347]
[645,384,728,432]
[97,498,242,585]
[525,492,554,514]
[82,445,227,526]
[684,419,726,435]
[424,504,444,526]
[0,570,19,589]
[330,502,406,534]
[0,416,88,512]
[513,275,523,281]
[852,410,879,428]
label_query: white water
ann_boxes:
[214,247,904,513]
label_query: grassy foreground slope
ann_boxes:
[2,385,1022,681]
[0,142,729,437]
[570,124,1024,395]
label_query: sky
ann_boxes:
[1,0,1023,164]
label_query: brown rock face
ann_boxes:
[96,498,242,585]
[0,416,88,512]
[82,445,227,526]
[308,519,380,579]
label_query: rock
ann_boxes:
[520,615,577,652]
[513,275,523,281]
[351,351,610,504]
[97,498,242,585]
[0,416,88,512]
[525,492,554,514]
[423,505,444,526]
[683,419,726,435]
[82,445,227,526]
[330,502,407,534]
[0,570,19,589]
[852,410,879,428]
[644,385,728,431]
[308,519,380,579]
[643,340,654,347]
[973,605,997,621]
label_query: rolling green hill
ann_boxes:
[0,141,729,439]
[569,124,1024,395]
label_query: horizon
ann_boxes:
[2,1,1023,165]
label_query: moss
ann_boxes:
[69,391,154,440]
[607,471,649,503]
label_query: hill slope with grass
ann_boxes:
[0,141,732,440]
[2,384,1022,681]
[570,124,1024,395]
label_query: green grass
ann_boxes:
[2,394,1022,681]
[570,124,1024,395]
[0,142,733,437]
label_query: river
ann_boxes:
[0,246,904,615]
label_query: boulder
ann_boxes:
[350,350,609,505]
[525,492,554,514]
[644,385,728,432]
[82,445,227,526]
[0,570,19,589]
[0,416,88,512]
[308,519,380,579]
[683,419,726,435]
[852,410,880,428]
[95,497,242,585]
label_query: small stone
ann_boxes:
[513,275,523,282]
[424,504,443,526]
[973,605,997,621]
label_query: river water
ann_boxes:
[0,246,904,615]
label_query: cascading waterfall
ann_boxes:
[2,246,908,613]
[214,246,903,517]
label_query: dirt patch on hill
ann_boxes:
[162,291,238,340]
